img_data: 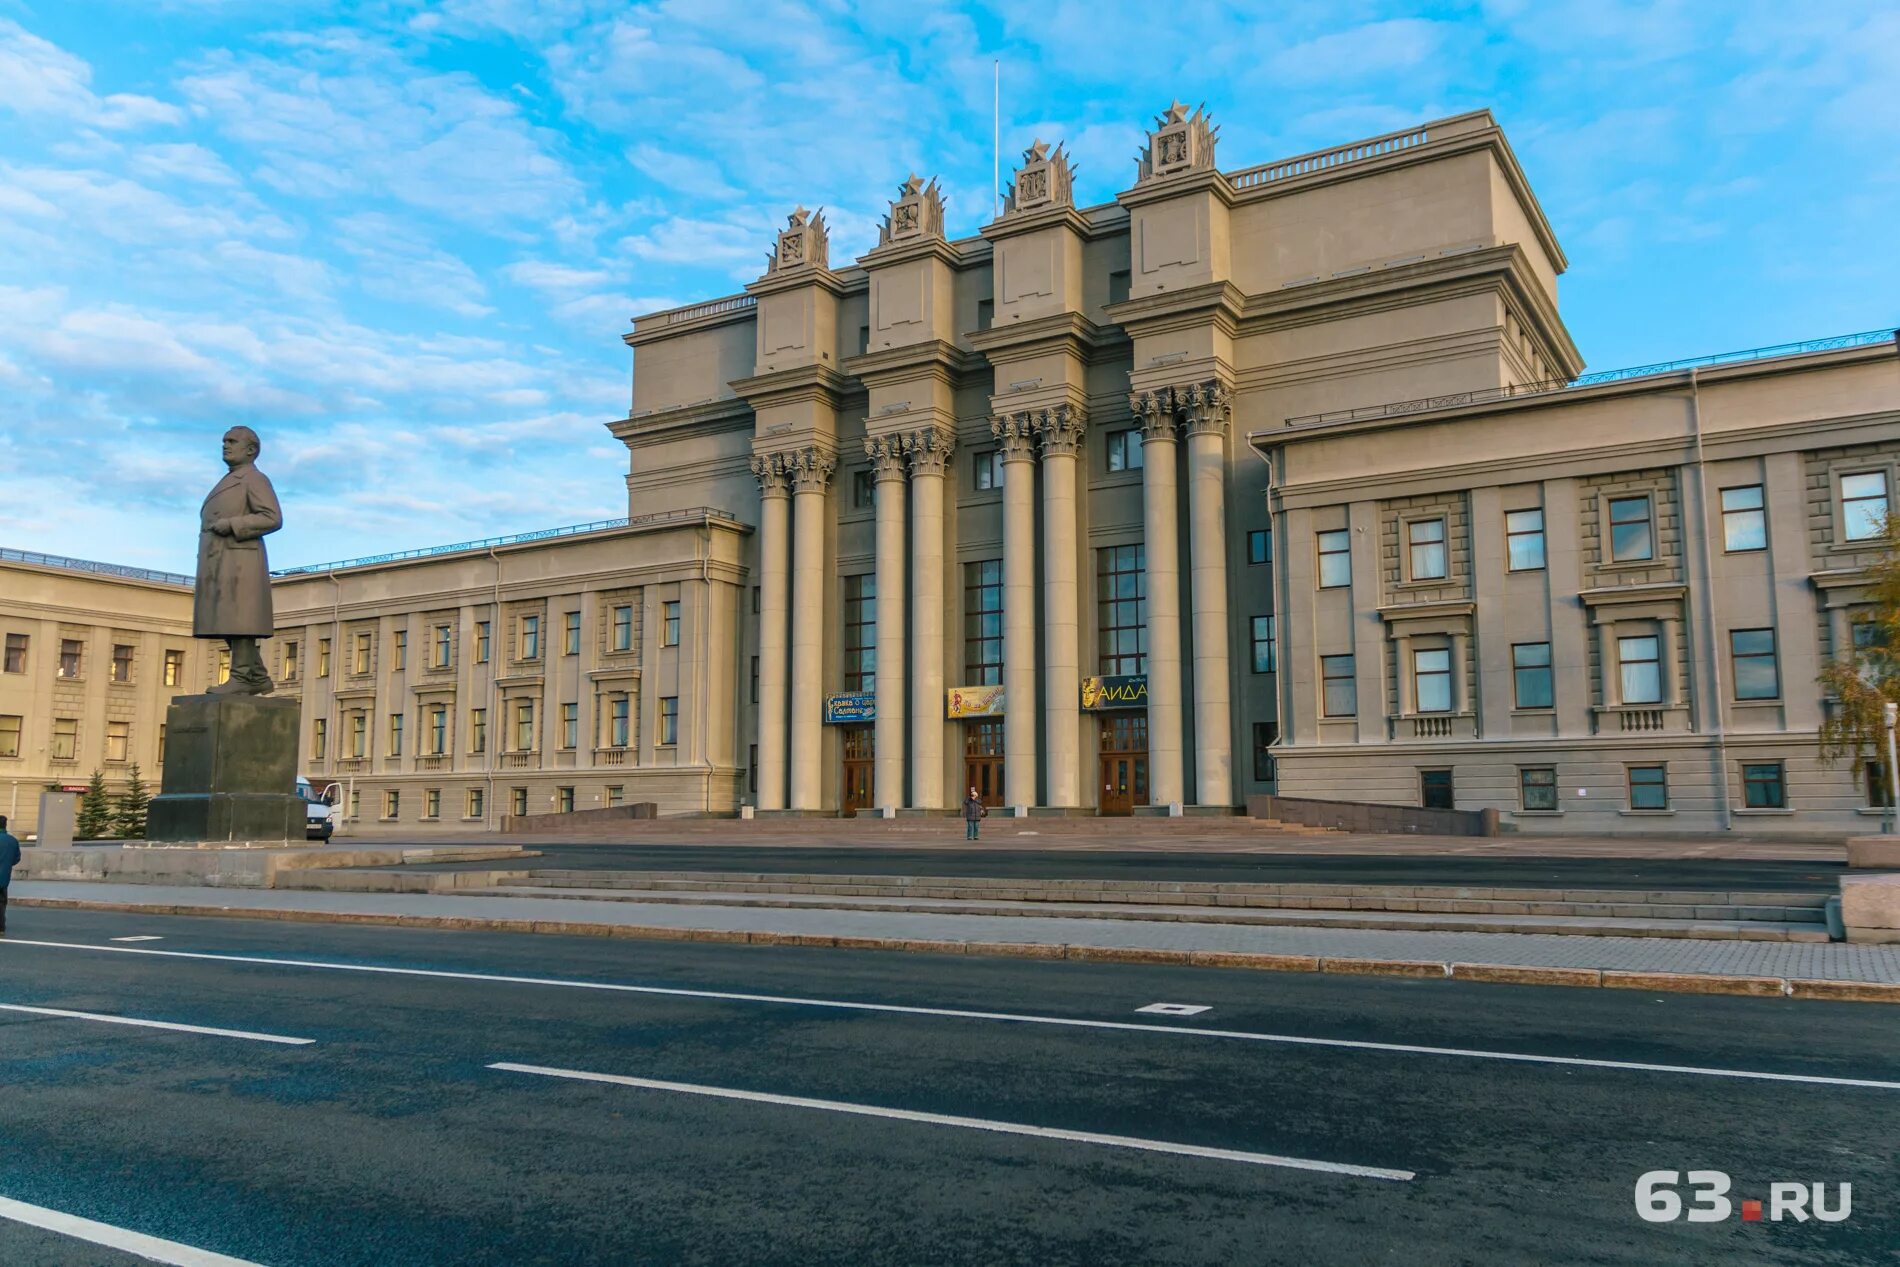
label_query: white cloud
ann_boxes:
[0,19,184,130]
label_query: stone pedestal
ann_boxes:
[1846,835,1900,870]
[147,694,304,843]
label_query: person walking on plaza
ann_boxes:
[962,788,987,841]
[0,816,20,937]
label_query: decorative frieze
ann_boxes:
[766,206,830,274]
[1003,139,1075,216]
[878,173,946,246]
[1138,101,1219,183]
[902,424,957,477]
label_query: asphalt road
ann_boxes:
[401,844,1847,893]
[1,908,1894,1266]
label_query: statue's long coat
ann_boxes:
[193,462,282,638]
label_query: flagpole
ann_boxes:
[993,59,1000,219]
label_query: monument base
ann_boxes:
[147,693,304,844]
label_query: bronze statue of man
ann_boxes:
[194,426,283,695]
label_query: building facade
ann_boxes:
[0,550,215,834]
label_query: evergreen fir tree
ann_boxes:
[77,770,113,839]
[114,763,151,839]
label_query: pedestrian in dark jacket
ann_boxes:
[962,788,987,841]
[0,815,21,936]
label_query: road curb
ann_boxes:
[14,895,1899,1004]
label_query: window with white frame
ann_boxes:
[1618,634,1662,705]
[1320,654,1356,717]
[1841,471,1889,541]
[1407,518,1447,581]
[1413,646,1452,713]
[1317,530,1351,588]
[1608,495,1653,562]
[1721,485,1766,552]
[1505,508,1546,571]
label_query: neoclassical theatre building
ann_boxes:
[257,105,1898,834]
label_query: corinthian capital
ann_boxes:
[1129,388,1179,442]
[785,445,837,493]
[1033,403,1087,458]
[864,433,909,481]
[1180,381,1232,436]
[750,452,791,497]
[989,411,1039,462]
[902,424,957,477]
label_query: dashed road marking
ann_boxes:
[111,935,165,942]
[0,1002,313,1046]
[0,1194,268,1266]
[1136,1003,1211,1016]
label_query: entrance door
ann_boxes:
[1098,714,1149,817]
[841,726,874,816]
[964,720,1005,807]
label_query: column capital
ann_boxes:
[990,411,1040,462]
[785,445,836,493]
[902,423,957,477]
[1179,381,1232,437]
[749,452,792,498]
[864,432,910,481]
[1129,389,1179,443]
[1033,403,1087,458]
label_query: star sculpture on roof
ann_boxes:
[900,173,925,197]
[1024,139,1050,163]
[787,205,811,227]
[1164,100,1190,124]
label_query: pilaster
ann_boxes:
[1181,381,1234,805]
[785,445,835,811]
[1132,389,1186,807]
[866,434,909,813]
[1035,404,1087,809]
[749,455,792,810]
[905,424,956,811]
[993,412,1041,809]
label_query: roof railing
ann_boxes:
[631,293,757,334]
[272,507,743,577]
[1281,328,1899,429]
[0,547,193,587]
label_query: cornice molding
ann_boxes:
[728,362,852,410]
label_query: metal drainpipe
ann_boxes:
[1688,368,1734,830]
[328,568,345,832]
[487,545,500,832]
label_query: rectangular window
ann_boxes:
[561,702,579,750]
[662,600,680,648]
[216,647,230,685]
[348,712,367,758]
[1413,647,1452,713]
[1721,485,1766,552]
[427,704,447,754]
[748,744,758,796]
[520,615,541,661]
[1512,642,1554,710]
[1420,768,1454,810]
[563,611,581,656]
[842,574,876,692]
[1742,762,1787,809]
[282,641,299,680]
[974,449,1003,491]
[387,712,404,756]
[1096,544,1147,676]
[470,708,487,754]
[1321,654,1356,717]
[317,638,331,677]
[1628,764,1668,811]
[348,788,360,819]
[1250,615,1275,674]
[1506,508,1546,571]
[424,788,441,819]
[1608,495,1654,562]
[1841,471,1889,541]
[1729,628,1780,700]
[0,714,22,759]
[1864,760,1893,810]
[59,639,82,679]
[1618,635,1662,705]
[1247,529,1272,566]
[750,655,760,704]
[1407,518,1447,581]
[557,786,575,814]
[3,633,26,674]
[157,723,166,765]
[513,699,535,751]
[51,717,77,761]
[103,720,128,762]
[1519,766,1557,811]
[510,787,527,817]
[351,632,371,675]
[476,621,491,663]
[163,649,183,686]
[612,605,634,652]
[606,785,624,807]
[852,468,875,509]
[1252,722,1278,783]
[1317,529,1351,588]
[393,629,407,671]
[110,644,133,683]
[312,718,327,760]
[433,624,452,668]
[963,560,1004,685]
[609,696,630,748]
[1105,428,1143,472]
[659,696,679,746]
[382,790,400,820]
[467,788,484,820]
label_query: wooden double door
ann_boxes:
[964,720,1005,807]
[1098,714,1149,817]
[841,725,874,816]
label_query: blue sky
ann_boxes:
[1,1,1895,575]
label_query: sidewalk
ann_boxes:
[12,879,1898,1002]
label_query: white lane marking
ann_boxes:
[1136,1003,1211,1016]
[0,1003,313,1046]
[0,1194,268,1267]
[490,1061,1413,1181]
[4,938,1894,1092]
[112,936,165,943]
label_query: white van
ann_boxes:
[296,777,339,841]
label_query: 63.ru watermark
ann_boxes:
[1636,1171,1852,1223]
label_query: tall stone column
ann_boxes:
[993,413,1040,808]
[1132,390,1185,808]
[1037,405,1086,809]
[905,425,955,810]
[1183,383,1233,806]
[750,455,792,810]
[787,446,835,811]
[867,435,908,813]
